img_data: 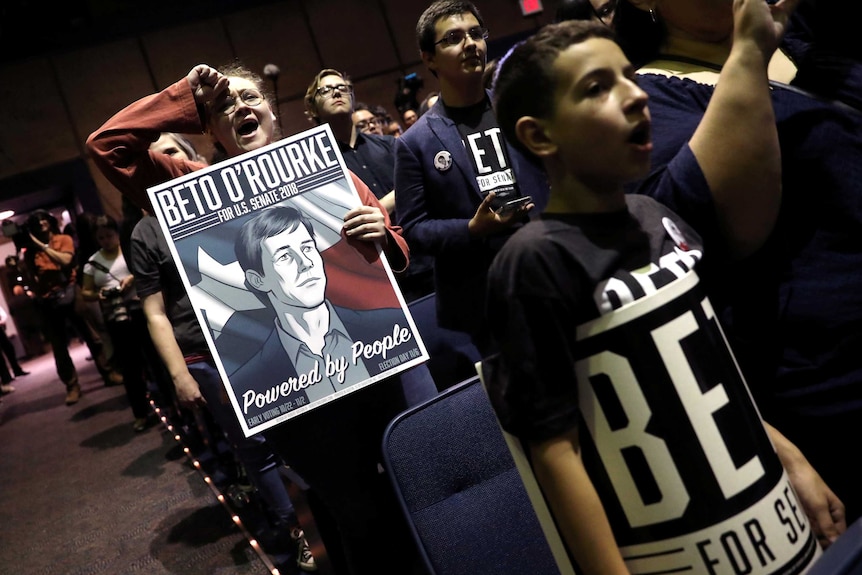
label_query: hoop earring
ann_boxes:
[649,8,657,23]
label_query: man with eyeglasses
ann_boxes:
[352,103,383,136]
[304,69,396,214]
[394,0,550,354]
[304,69,436,302]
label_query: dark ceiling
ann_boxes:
[0,0,279,64]
[0,0,286,238]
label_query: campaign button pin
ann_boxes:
[434,151,452,172]
[662,217,690,251]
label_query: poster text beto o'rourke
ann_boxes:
[154,132,339,227]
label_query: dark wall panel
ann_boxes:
[279,98,317,140]
[56,38,155,153]
[383,0,428,68]
[0,58,80,179]
[223,2,323,101]
[306,0,400,77]
[143,18,236,90]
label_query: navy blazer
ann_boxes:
[394,95,549,335]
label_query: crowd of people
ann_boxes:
[3,0,861,573]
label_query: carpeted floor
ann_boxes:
[0,341,282,575]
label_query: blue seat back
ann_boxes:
[382,376,565,575]
[807,517,862,575]
[407,293,481,391]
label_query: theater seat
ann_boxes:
[807,517,862,575]
[381,376,574,575]
[407,293,481,392]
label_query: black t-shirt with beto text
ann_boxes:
[446,97,521,206]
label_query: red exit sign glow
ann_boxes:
[519,0,543,16]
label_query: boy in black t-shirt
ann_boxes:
[485,5,843,574]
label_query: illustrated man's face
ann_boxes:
[251,223,327,309]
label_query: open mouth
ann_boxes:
[237,118,259,136]
[628,121,651,146]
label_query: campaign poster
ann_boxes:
[147,124,429,437]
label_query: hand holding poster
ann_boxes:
[147,124,428,436]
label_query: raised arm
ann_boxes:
[688,0,798,257]
[33,233,74,267]
[85,66,224,209]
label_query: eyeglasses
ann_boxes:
[212,89,264,115]
[316,83,354,99]
[434,26,488,48]
[355,118,380,132]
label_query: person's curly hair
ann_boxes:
[204,61,281,157]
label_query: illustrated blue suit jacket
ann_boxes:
[229,304,416,416]
[394,95,550,335]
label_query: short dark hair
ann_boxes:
[371,105,391,122]
[235,206,316,276]
[304,69,351,125]
[93,214,119,234]
[493,19,614,158]
[416,0,484,55]
[26,210,60,234]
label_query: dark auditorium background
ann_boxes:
[0,0,558,225]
